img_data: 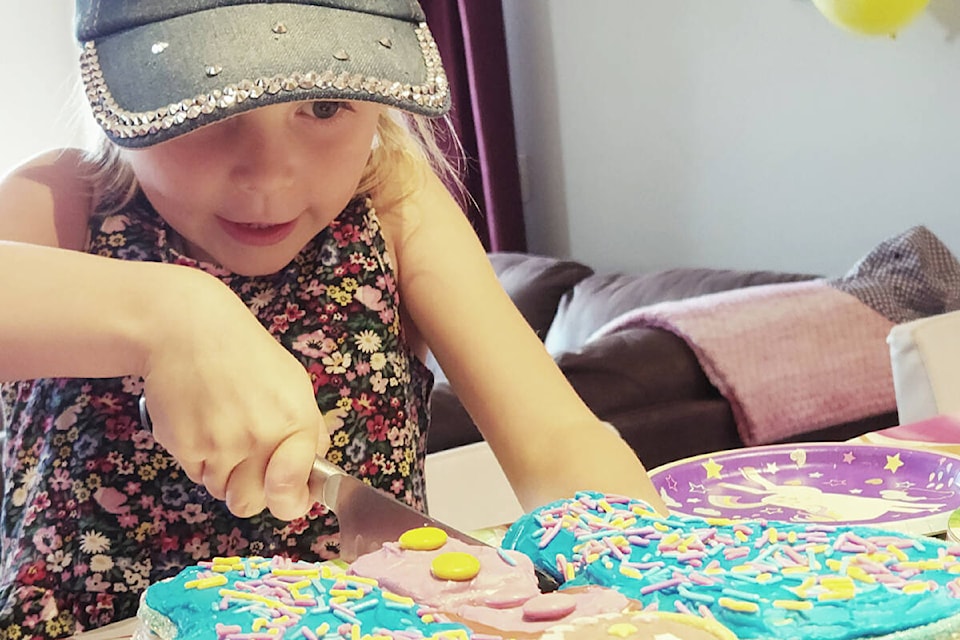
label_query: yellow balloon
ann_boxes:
[811,0,930,36]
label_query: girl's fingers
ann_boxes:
[201,457,233,502]
[264,432,316,521]
[143,374,325,521]
[179,460,205,486]
[224,457,269,518]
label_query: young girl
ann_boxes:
[0,1,665,636]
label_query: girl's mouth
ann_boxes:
[218,218,297,246]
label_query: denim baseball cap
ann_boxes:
[76,0,450,147]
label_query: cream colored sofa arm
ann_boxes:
[888,310,960,424]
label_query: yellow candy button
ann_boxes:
[430,552,480,581]
[398,526,448,551]
[607,623,639,638]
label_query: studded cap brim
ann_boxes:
[80,3,450,148]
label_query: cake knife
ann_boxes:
[136,395,484,557]
[138,396,557,590]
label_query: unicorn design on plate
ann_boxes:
[709,466,951,523]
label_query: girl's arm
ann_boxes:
[0,150,326,521]
[0,149,146,380]
[387,172,667,514]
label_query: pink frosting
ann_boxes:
[455,586,630,635]
[347,538,540,609]
[348,538,633,637]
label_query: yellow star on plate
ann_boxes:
[702,457,724,479]
[884,453,904,474]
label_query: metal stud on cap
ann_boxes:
[333,49,350,61]
[205,65,223,77]
[272,22,288,34]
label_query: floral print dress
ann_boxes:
[0,194,433,638]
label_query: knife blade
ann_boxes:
[308,455,490,561]
[308,455,560,592]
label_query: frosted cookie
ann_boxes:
[502,491,960,640]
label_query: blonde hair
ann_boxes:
[83,109,465,219]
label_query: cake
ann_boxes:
[135,525,730,639]
[137,490,960,639]
[134,555,472,639]
[502,491,960,640]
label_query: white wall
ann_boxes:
[6,3,960,278]
[0,5,88,178]
[503,0,960,276]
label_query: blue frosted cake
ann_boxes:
[135,555,472,639]
[134,537,736,639]
[138,491,960,639]
[501,491,960,640]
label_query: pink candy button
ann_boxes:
[483,592,534,609]
[521,592,577,622]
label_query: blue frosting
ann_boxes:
[501,491,960,640]
[140,556,471,639]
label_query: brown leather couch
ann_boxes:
[425,252,900,470]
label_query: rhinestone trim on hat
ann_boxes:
[80,23,449,141]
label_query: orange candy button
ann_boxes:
[430,552,481,581]
[398,527,448,551]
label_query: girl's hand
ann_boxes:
[140,266,327,521]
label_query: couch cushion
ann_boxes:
[425,252,594,385]
[427,382,482,454]
[607,399,741,470]
[488,252,594,340]
[831,225,960,324]
[555,326,719,414]
[544,268,817,354]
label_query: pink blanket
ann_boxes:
[589,279,897,445]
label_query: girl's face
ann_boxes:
[123,100,383,275]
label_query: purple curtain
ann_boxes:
[420,0,527,252]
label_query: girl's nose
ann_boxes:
[228,108,297,195]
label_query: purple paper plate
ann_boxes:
[649,443,960,535]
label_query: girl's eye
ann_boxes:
[310,101,344,120]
